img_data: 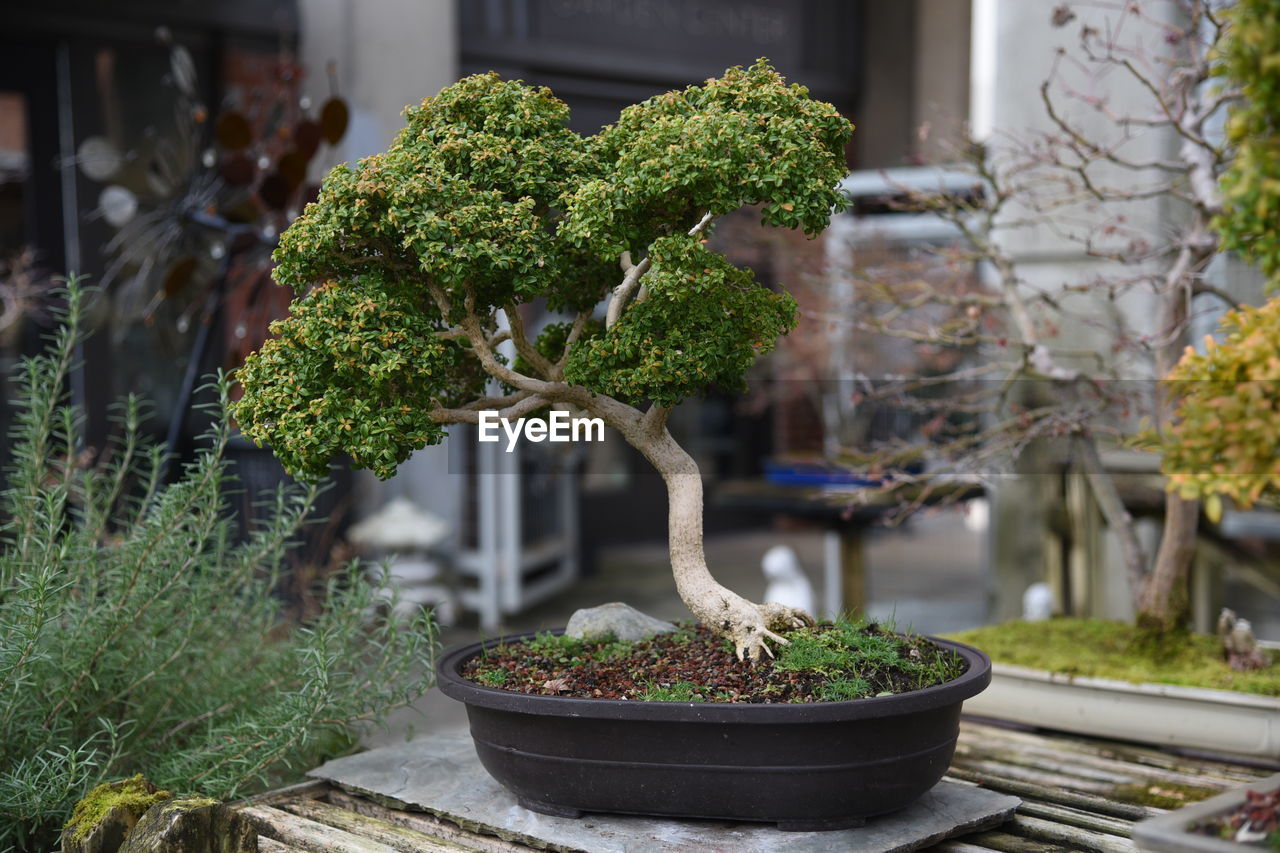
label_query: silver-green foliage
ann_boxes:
[0,285,436,850]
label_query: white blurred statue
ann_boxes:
[963,497,990,533]
[762,545,815,615]
[1022,582,1054,621]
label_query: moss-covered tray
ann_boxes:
[949,620,1280,758]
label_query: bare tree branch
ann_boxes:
[1076,435,1148,601]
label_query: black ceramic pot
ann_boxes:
[436,633,991,831]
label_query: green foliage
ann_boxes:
[0,286,437,851]
[234,279,484,479]
[1160,0,1280,513]
[522,631,585,664]
[235,59,851,481]
[815,676,873,703]
[638,681,704,702]
[560,59,852,258]
[564,234,797,405]
[1215,0,1280,286]
[590,640,634,663]
[1158,300,1280,509]
[475,668,509,687]
[774,619,960,698]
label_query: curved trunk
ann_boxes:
[639,427,750,626]
[627,424,810,658]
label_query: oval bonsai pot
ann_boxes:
[436,633,991,831]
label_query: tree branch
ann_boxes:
[551,309,593,379]
[640,404,670,437]
[605,211,715,329]
[431,392,550,426]
[1075,435,1148,602]
[504,303,556,378]
[458,389,536,412]
[427,281,556,396]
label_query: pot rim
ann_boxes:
[436,630,991,723]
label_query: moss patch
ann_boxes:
[1112,781,1222,809]
[64,774,172,842]
[947,619,1279,696]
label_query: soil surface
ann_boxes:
[461,622,966,703]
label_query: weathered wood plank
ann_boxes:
[959,722,1267,785]
[240,805,402,853]
[257,839,309,853]
[1014,800,1133,838]
[943,770,1158,821]
[933,842,1006,853]
[241,780,333,807]
[323,789,534,853]
[951,757,1119,794]
[1005,814,1137,853]
[278,797,482,853]
[956,829,1076,852]
[954,741,1141,785]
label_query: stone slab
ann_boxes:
[309,733,1020,853]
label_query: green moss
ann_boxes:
[524,631,584,657]
[946,618,1279,696]
[1112,782,1221,809]
[590,640,633,663]
[64,774,172,842]
[476,668,509,687]
[640,681,704,702]
[774,618,966,698]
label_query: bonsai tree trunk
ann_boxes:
[1137,235,1211,633]
[616,413,811,660]
[1137,495,1198,633]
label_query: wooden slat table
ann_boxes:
[241,719,1278,852]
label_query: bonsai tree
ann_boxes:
[234,60,854,660]
[1158,0,1280,521]
[832,0,1242,635]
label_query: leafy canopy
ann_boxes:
[235,60,852,479]
[1214,0,1280,286]
[1161,300,1280,512]
[1155,1,1280,512]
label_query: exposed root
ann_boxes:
[720,600,815,662]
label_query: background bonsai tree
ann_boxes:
[832,0,1252,636]
[234,61,853,660]
[1158,0,1280,520]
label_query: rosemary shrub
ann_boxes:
[0,285,437,850]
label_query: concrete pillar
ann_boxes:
[974,0,1183,620]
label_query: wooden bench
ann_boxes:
[241,718,1276,852]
